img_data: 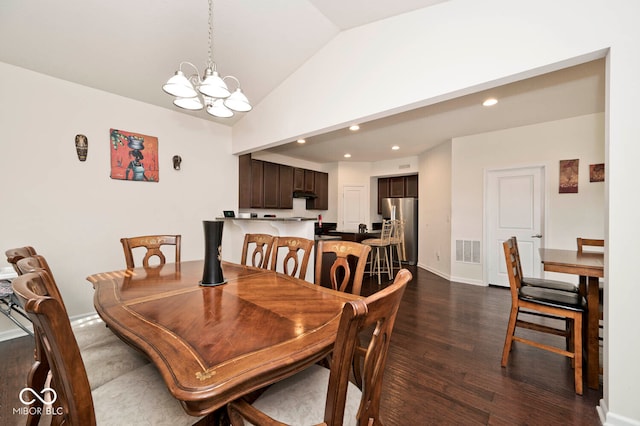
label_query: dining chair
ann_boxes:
[577,237,605,342]
[240,233,274,269]
[510,237,578,293]
[227,268,412,426]
[388,219,405,272]
[501,238,586,394]
[315,240,371,296]
[5,246,37,273]
[361,219,394,285]
[15,256,150,398]
[120,234,181,269]
[12,270,204,426]
[269,236,314,280]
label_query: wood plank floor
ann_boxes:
[1,265,602,425]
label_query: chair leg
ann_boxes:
[384,246,392,280]
[573,313,583,395]
[376,247,382,285]
[501,306,518,366]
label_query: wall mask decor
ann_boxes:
[75,134,88,161]
[173,155,182,170]
[110,129,159,182]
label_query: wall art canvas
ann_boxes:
[590,163,605,182]
[559,159,579,193]
[110,129,159,182]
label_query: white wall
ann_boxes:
[418,141,452,279]
[0,62,237,336]
[231,1,640,422]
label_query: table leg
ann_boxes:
[586,275,600,390]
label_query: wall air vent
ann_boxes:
[399,164,411,169]
[455,240,481,264]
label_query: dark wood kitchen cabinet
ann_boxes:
[279,165,294,209]
[306,171,328,210]
[377,174,418,213]
[262,161,280,208]
[293,168,305,191]
[239,154,328,210]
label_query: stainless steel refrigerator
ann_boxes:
[381,198,418,265]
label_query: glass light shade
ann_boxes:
[173,97,204,111]
[198,69,231,99]
[224,88,252,112]
[163,71,198,98]
[207,99,234,118]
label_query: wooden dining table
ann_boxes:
[87,260,359,416]
[538,248,604,390]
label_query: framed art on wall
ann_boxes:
[110,129,159,182]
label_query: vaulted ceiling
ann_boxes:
[0,0,604,163]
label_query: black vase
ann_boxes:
[200,220,226,286]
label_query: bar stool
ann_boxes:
[389,219,405,273]
[362,220,393,285]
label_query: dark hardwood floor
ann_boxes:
[1,265,602,425]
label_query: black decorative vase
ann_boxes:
[200,220,226,286]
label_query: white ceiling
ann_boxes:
[0,0,604,164]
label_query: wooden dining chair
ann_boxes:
[510,237,578,293]
[577,237,604,253]
[120,234,181,269]
[5,246,37,273]
[240,233,274,269]
[15,256,150,408]
[315,240,371,296]
[501,238,586,394]
[269,236,314,280]
[577,237,605,339]
[12,270,204,426]
[227,268,412,426]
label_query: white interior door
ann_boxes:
[342,186,365,231]
[486,166,545,287]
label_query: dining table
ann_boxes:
[86,260,359,416]
[538,248,604,390]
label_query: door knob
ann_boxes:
[531,234,542,238]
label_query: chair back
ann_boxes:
[503,238,523,301]
[120,235,181,269]
[577,238,604,253]
[16,255,67,313]
[325,268,411,425]
[269,236,314,280]
[5,246,37,273]
[12,271,97,425]
[380,220,393,242]
[240,233,274,269]
[315,240,371,296]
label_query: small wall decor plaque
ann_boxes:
[75,134,88,161]
[559,159,579,193]
[590,163,605,182]
[110,129,159,182]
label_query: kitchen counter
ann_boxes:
[216,217,317,221]
[327,230,381,243]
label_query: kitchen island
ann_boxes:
[217,217,317,282]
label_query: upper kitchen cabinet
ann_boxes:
[377,174,418,213]
[306,171,328,210]
[238,154,327,210]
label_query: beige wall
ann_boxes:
[0,62,236,334]
[450,113,605,284]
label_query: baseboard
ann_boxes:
[599,398,640,426]
[417,263,451,281]
[0,311,101,343]
[449,275,486,287]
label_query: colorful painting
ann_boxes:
[559,159,579,193]
[590,163,605,182]
[110,129,159,182]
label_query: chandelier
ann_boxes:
[162,0,251,118]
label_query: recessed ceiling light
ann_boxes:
[297,139,306,144]
[344,153,351,158]
[392,145,400,150]
[483,98,498,107]
[349,124,360,131]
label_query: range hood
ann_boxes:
[292,190,317,199]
